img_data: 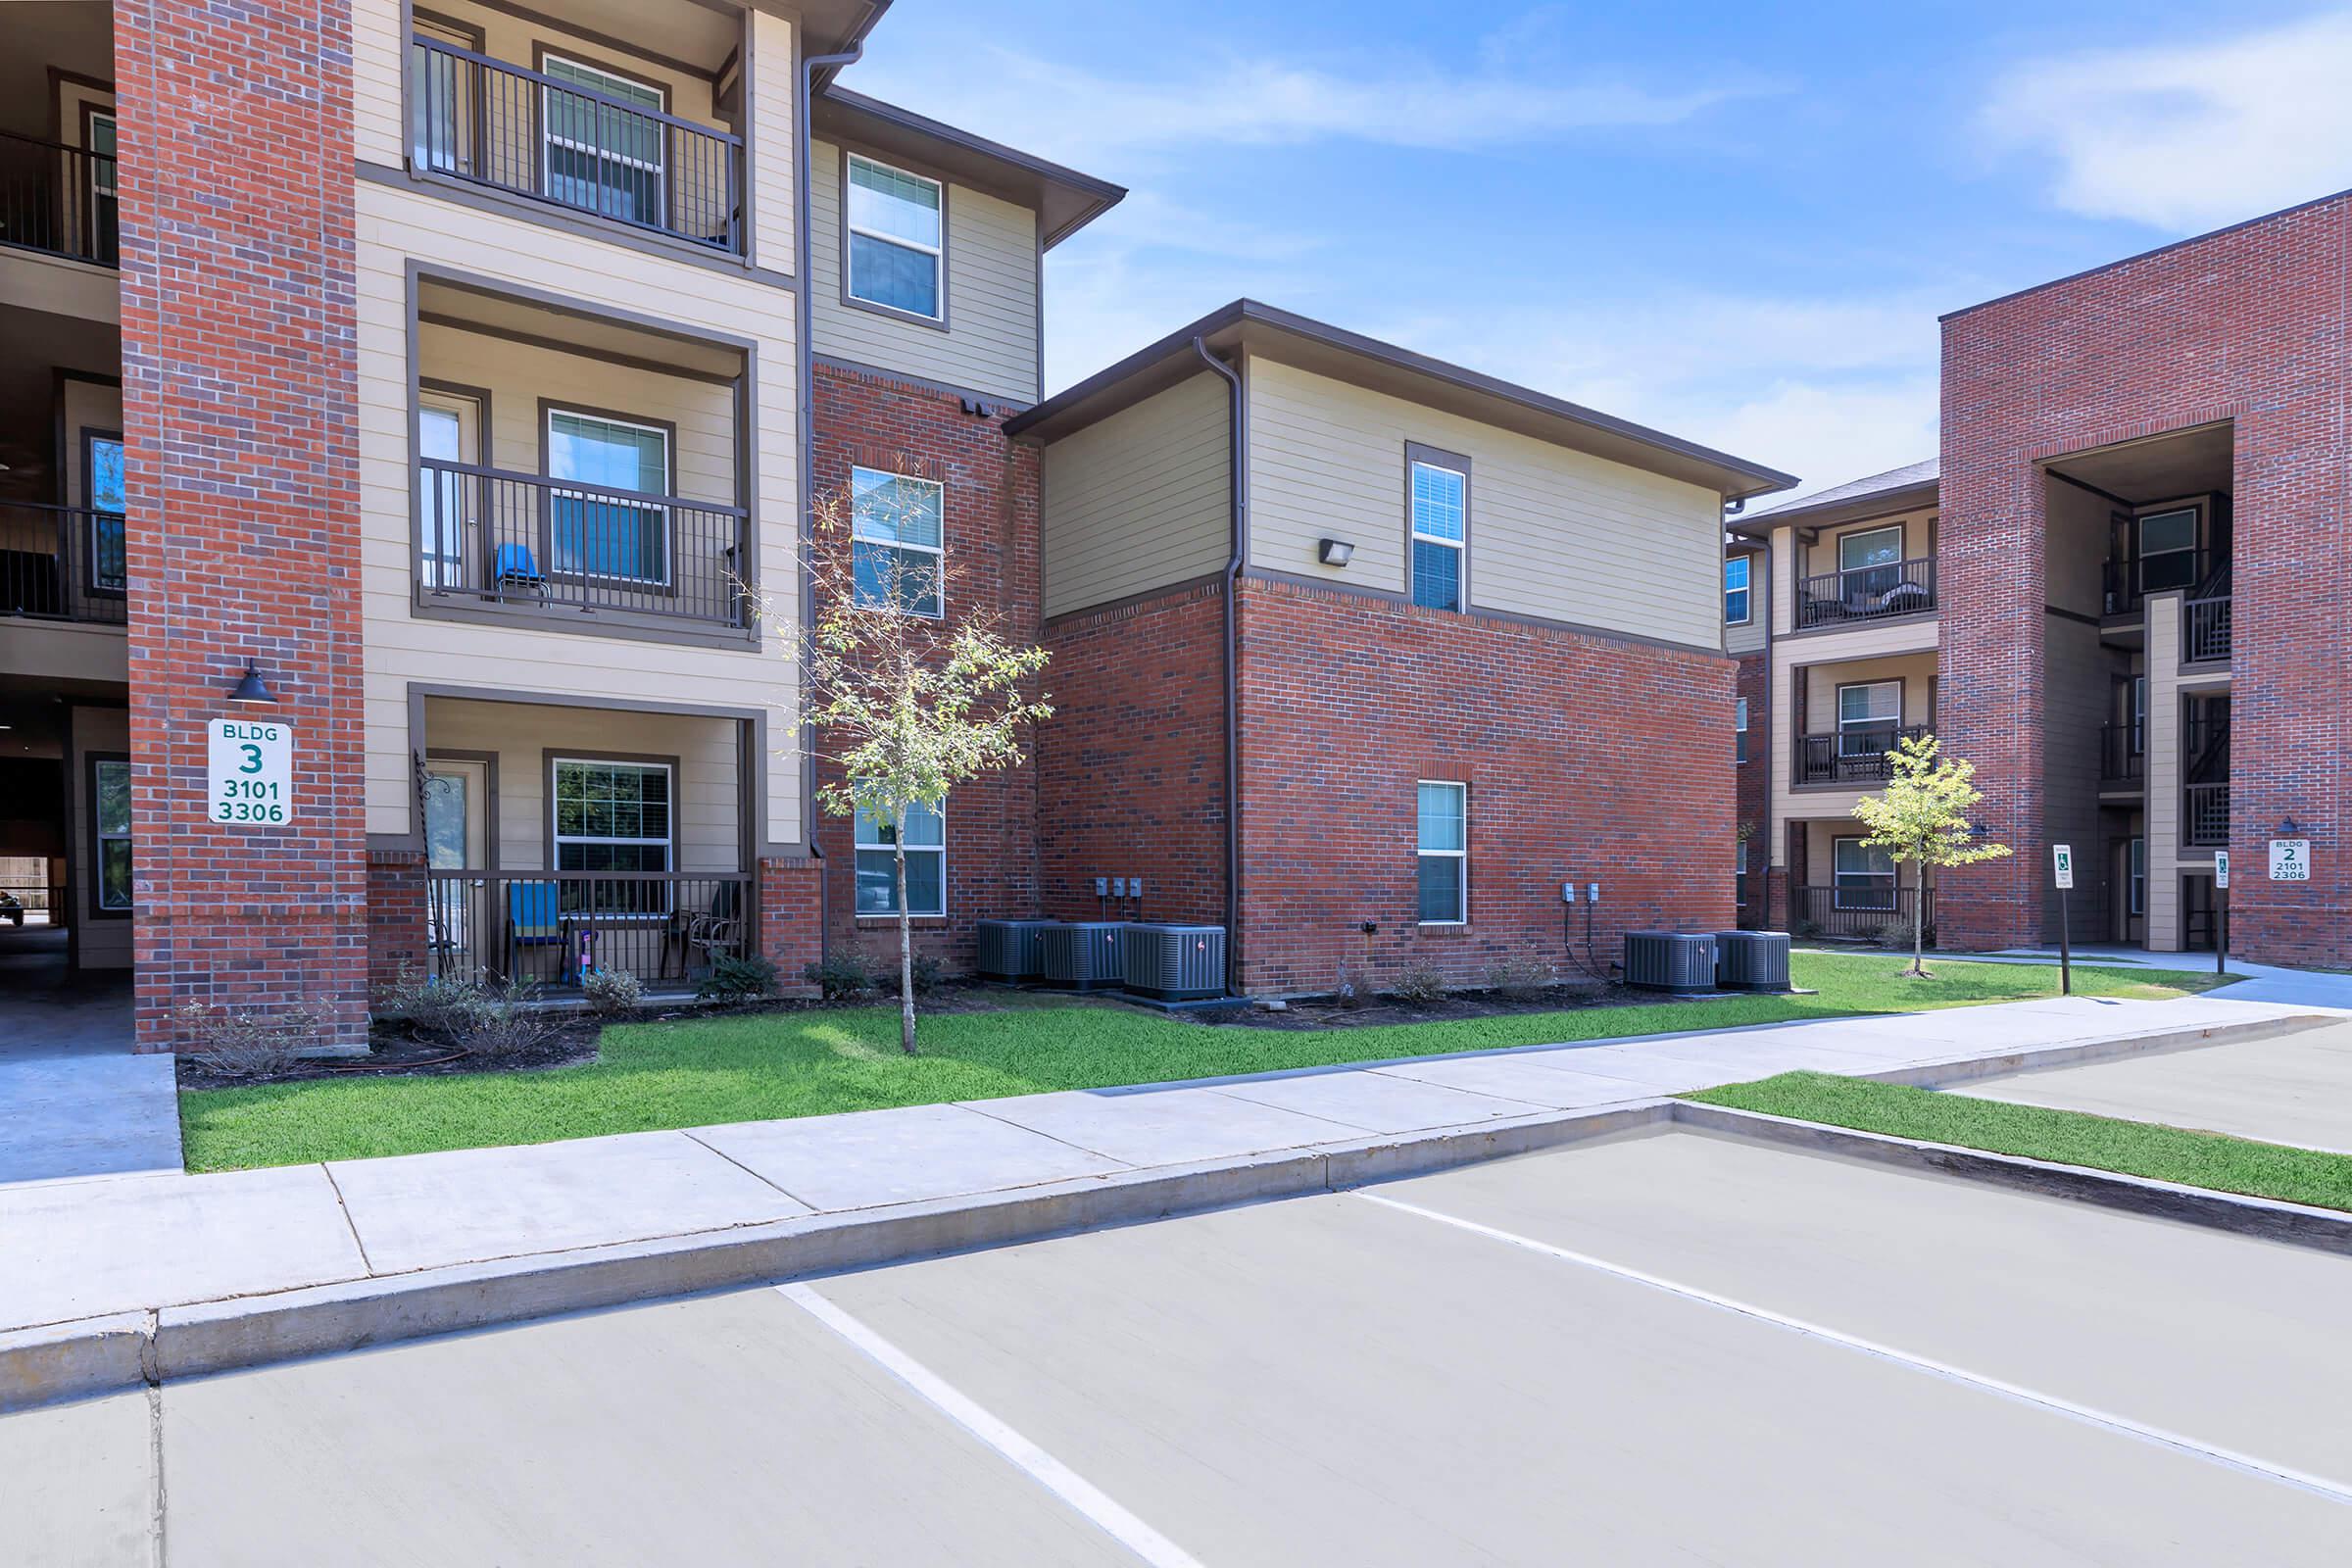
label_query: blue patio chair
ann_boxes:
[495,543,545,596]
[510,880,561,945]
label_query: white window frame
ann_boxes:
[1836,680,1901,757]
[2136,506,2198,582]
[540,54,668,225]
[1415,779,1468,926]
[1735,696,1750,764]
[92,756,132,913]
[545,407,673,587]
[850,465,945,619]
[2129,836,2146,917]
[2130,674,2147,755]
[1407,456,1467,613]
[1838,524,1904,575]
[855,799,947,918]
[1724,554,1752,625]
[1736,837,1749,877]
[845,152,946,322]
[551,756,673,864]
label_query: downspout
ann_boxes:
[1193,338,1245,996]
[798,40,865,963]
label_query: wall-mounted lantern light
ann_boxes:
[227,661,277,704]
[2278,815,2304,836]
[1317,537,1354,566]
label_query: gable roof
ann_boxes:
[812,88,1126,249]
[1733,457,1938,535]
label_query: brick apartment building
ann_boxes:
[1732,192,2352,967]
[1,0,1793,1050]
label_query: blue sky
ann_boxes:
[849,2,2352,498]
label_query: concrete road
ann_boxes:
[1958,1017,2352,1152]
[8,1127,2351,1564]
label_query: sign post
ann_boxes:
[2051,844,2075,995]
[2213,850,2230,977]
[207,718,294,826]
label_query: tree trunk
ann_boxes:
[1910,857,1930,978]
[894,840,916,1054]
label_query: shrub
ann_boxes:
[451,977,562,1059]
[581,966,644,1017]
[1390,963,1447,1004]
[371,966,490,1041]
[177,998,336,1078]
[909,954,945,996]
[1791,918,1824,941]
[703,953,781,1004]
[801,948,877,1001]
[1484,955,1554,1001]
[1333,966,1371,1007]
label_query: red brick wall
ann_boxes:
[1232,576,1735,995]
[1735,650,1768,924]
[807,363,1042,972]
[757,855,824,992]
[1036,578,1230,927]
[1940,195,2352,963]
[367,851,426,994]
[118,0,368,1050]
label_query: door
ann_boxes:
[417,393,482,589]
[422,760,488,975]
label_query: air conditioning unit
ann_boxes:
[1713,930,1792,992]
[1119,924,1226,1001]
[975,918,1056,981]
[1039,921,1127,990]
[1623,931,1718,993]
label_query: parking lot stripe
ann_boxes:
[1353,1191,2352,1508]
[777,1283,1207,1568]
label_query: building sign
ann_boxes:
[2214,850,2230,890]
[2269,839,2311,882]
[207,718,294,824]
[2051,844,2074,890]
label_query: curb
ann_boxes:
[1669,1100,2352,1255]
[1,1099,1669,1413]
[1854,1011,2328,1091]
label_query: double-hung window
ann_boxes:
[1724,555,1751,625]
[1408,454,1466,612]
[846,154,944,319]
[1838,524,1903,601]
[2136,507,2198,594]
[547,409,670,585]
[1837,681,1901,759]
[856,800,945,916]
[1833,837,1895,912]
[2129,837,2146,917]
[1416,781,1467,924]
[91,756,131,913]
[850,466,944,616]
[1735,697,1750,764]
[552,758,672,914]
[541,55,667,226]
[86,430,125,593]
[84,109,118,265]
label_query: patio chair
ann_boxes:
[663,882,745,979]
[494,543,546,600]
[506,879,561,979]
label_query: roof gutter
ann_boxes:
[1192,336,1246,998]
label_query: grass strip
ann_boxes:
[1685,1070,2352,1213]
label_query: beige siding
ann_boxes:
[70,706,129,970]
[425,698,742,871]
[1040,373,1231,617]
[356,177,799,849]
[0,249,117,323]
[808,138,1040,403]
[1725,548,1765,654]
[1792,506,1936,586]
[1768,648,1940,858]
[1243,358,1724,651]
[748,10,796,270]
[2144,594,2186,950]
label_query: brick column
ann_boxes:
[117,0,368,1049]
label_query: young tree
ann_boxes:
[1850,733,2012,978]
[781,467,1052,1054]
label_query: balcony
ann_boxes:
[0,503,125,626]
[410,35,743,253]
[2098,722,2144,788]
[1795,559,1936,629]
[416,461,750,630]
[1795,724,1929,786]
[0,131,117,268]
[2183,588,2232,665]
[1794,884,1932,943]
[2102,547,2227,617]
[424,870,752,988]
[2183,783,2230,848]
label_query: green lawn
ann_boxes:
[1686,1070,2352,1212]
[179,953,2219,1172]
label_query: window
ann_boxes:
[1838,524,1904,599]
[552,759,671,914]
[856,799,945,916]
[85,109,118,264]
[1735,696,1750,764]
[2129,836,2146,917]
[547,409,669,584]
[91,756,131,914]
[1408,456,1466,612]
[2136,507,2198,593]
[1724,555,1751,624]
[2130,674,2147,755]
[850,466,944,616]
[1833,837,1894,911]
[1736,838,1749,876]
[85,430,125,593]
[846,154,943,319]
[541,55,667,225]
[1416,781,1467,924]
[1837,681,1901,757]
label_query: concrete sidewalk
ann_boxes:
[1,992,2324,1380]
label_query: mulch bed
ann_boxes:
[1212,982,1657,1032]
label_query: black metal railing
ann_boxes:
[1796,724,1930,785]
[0,502,127,624]
[2184,783,2230,848]
[411,36,742,252]
[1795,884,1932,943]
[2103,547,2228,616]
[424,870,753,987]
[0,130,118,267]
[416,458,750,627]
[1794,557,1936,628]
[2183,592,2232,665]
[2098,722,2144,786]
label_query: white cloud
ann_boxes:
[1984,11,2352,229]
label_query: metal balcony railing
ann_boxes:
[2098,722,2144,787]
[411,36,743,252]
[1795,884,1932,943]
[424,870,753,987]
[1795,724,1930,785]
[2183,783,2230,848]
[0,130,118,267]
[0,502,127,624]
[2103,547,2228,616]
[1794,558,1936,628]
[416,458,751,628]
[2183,592,2232,665]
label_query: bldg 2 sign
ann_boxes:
[208,719,294,824]
[2269,839,2311,882]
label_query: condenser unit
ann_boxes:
[1119,924,1227,1001]
[1713,930,1792,993]
[1623,931,1718,993]
[975,918,1056,981]
[1039,921,1127,990]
